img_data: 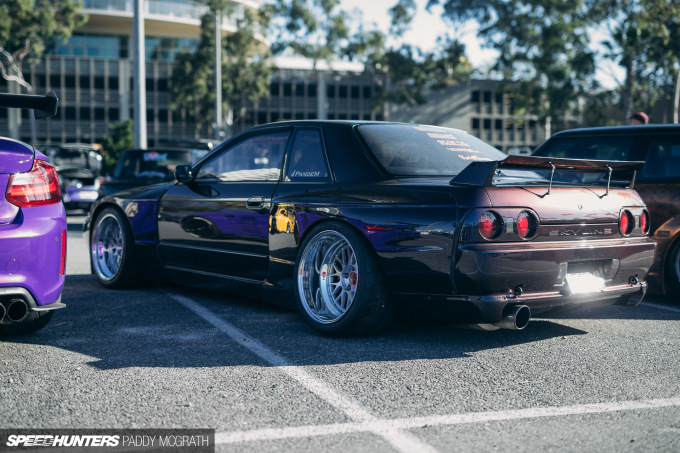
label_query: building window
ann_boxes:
[307,83,317,97]
[351,86,359,99]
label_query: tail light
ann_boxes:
[479,211,502,240]
[640,210,650,235]
[6,159,61,208]
[619,210,634,236]
[517,211,538,239]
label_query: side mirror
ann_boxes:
[175,165,194,184]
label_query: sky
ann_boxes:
[339,0,624,90]
[340,0,498,70]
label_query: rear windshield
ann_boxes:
[114,150,193,181]
[536,136,633,161]
[357,124,506,176]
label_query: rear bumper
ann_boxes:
[0,202,66,305]
[0,287,65,325]
[395,280,647,325]
[395,236,656,324]
[454,238,655,296]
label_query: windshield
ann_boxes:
[114,150,193,181]
[357,124,506,176]
[536,135,633,161]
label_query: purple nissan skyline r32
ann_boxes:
[0,92,66,335]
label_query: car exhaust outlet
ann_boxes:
[6,299,29,322]
[0,303,5,322]
[493,305,531,330]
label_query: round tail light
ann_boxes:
[517,211,538,239]
[640,210,650,235]
[619,210,633,236]
[479,211,502,240]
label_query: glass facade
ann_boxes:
[50,34,198,61]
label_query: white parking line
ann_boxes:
[640,301,680,313]
[167,292,439,453]
[215,396,680,444]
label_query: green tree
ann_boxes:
[594,0,680,122]
[170,4,272,135]
[345,2,471,112]
[269,0,350,68]
[0,0,86,91]
[99,119,133,175]
[429,0,598,132]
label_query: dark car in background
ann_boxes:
[42,143,103,176]
[86,121,655,336]
[37,143,103,212]
[57,165,100,211]
[97,147,197,199]
[533,124,680,297]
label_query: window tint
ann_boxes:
[357,124,505,176]
[115,150,193,181]
[196,131,289,182]
[538,136,633,161]
[641,139,680,179]
[285,129,330,182]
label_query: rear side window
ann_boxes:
[641,139,680,180]
[285,129,330,182]
[538,136,633,161]
[357,124,505,176]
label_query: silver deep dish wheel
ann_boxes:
[297,230,359,324]
[91,212,124,281]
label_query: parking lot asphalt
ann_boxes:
[1,215,679,452]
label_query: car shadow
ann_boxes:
[8,274,662,371]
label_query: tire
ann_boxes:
[90,207,140,288]
[294,221,394,336]
[0,311,53,336]
[667,239,680,298]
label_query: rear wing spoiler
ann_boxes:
[0,91,59,119]
[450,155,645,196]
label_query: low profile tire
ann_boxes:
[294,222,394,336]
[0,311,53,336]
[667,239,680,298]
[90,207,140,288]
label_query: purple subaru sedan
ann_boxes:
[0,92,66,335]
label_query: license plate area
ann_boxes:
[565,273,606,294]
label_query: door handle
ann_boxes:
[246,197,269,209]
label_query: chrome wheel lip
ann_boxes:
[297,230,358,324]
[91,213,124,281]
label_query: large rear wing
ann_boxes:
[450,155,645,193]
[0,91,59,119]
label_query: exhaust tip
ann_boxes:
[493,305,531,330]
[6,299,29,322]
[0,303,5,322]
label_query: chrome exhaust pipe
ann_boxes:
[6,299,29,322]
[0,303,5,322]
[493,305,531,330]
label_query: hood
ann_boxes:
[0,138,34,174]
